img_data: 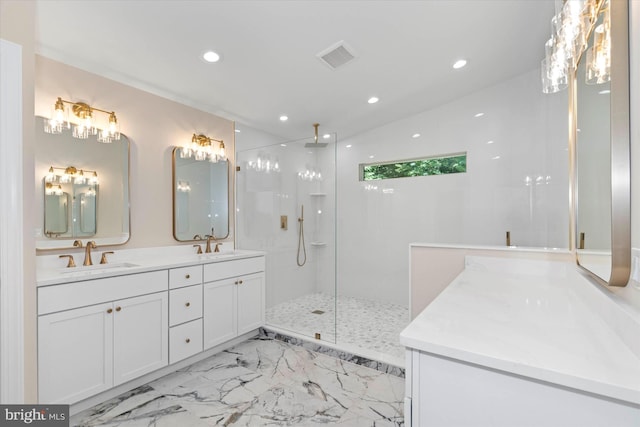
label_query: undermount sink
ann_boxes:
[60,262,140,275]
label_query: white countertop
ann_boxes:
[36,246,265,287]
[400,256,640,405]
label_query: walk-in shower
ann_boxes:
[236,126,408,366]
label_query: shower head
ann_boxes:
[305,123,328,148]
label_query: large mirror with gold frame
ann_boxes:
[172,148,229,241]
[35,116,130,250]
[574,0,630,286]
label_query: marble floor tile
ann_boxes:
[71,336,404,426]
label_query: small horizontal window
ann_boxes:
[360,152,467,181]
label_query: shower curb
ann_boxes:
[259,327,405,378]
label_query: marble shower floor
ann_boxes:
[71,336,404,426]
[265,293,409,365]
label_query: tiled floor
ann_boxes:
[71,336,405,426]
[265,293,409,364]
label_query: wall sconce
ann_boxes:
[179,134,227,162]
[45,166,99,185]
[541,0,606,93]
[585,3,611,85]
[44,97,121,143]
[44,182,64,196]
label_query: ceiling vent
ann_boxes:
[316,41,356,70]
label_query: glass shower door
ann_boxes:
[236,133,336,344]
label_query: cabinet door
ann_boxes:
[38,302,113,404]
[237,273,265,335]
[203,279,236,350]
[113,292,168,386]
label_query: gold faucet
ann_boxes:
[100,251,114,264]
[73,240,83,248]
[205,235,215,253]
[84,241,97,266]
[59,254,76,268]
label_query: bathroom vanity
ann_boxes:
[401,256,640,427]
[36,248,265,408]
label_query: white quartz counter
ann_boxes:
[400,256,640,405]
[36,246,265,287]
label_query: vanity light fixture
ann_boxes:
[541,0,606,93]
[176,180,191,192]
[179,134,227,163]
[44,97,121,143]
[44,182,64,196]
[45,166,99,185]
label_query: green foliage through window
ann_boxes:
[361,153,466,181]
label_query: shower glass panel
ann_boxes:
[236,134,337,344]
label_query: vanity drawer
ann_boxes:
[169,265,202,289]
[169,284,202,326]
[204,257,265,282]
[169,319,203,364]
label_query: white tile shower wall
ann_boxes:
[236,132,336,308]
[338,68,568,306]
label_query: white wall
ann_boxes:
[337,68,568,306]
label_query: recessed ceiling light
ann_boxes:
[486,140,494,144]
[453,59,467,69]
[279,115,288,122]
[202,51,220,63]
[280,143,287,147]
[492,155,501,160]
[323,134,331,139]
[234,129,241,133]
[368,97,379,104]
[412,133,421,138]
[598,89,611,94]
[369,155,375,159]
[474,112,484,118]
[346,144,352,148]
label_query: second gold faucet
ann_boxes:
[84,241,97,266]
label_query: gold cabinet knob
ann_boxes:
[185,302,191,307]
[107,308,113,314]
[239,280,243,284]
[185,338,191,343]
[185,274,191,279]
[115,306,122,312]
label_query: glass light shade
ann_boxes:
[59,173,71,184]
[541,58,568,94]
[74,170,86,184]
[88,172,99,185]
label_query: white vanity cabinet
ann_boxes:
[168,265,203,364]
[38,271,168,404]
[203,256,265,349]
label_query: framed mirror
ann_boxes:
[172,147,229,241]
[35,116,130,250]
[574,0,631,286]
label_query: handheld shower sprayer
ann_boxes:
[296,204,307,266]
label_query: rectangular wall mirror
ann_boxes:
[172,147,229,241]
[35,116,130,250]
[574,0,631,286]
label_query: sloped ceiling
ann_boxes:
[35,0,555,140]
